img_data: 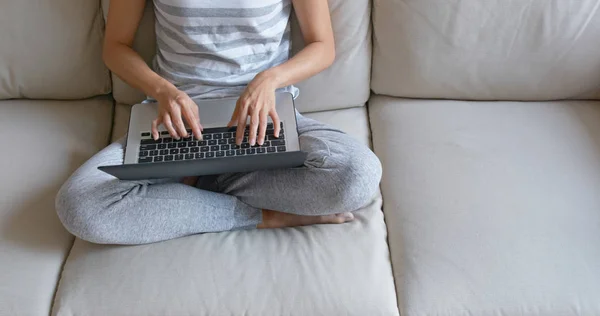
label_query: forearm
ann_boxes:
[263,41,335,88]
[103,43,175,99]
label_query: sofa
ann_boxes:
[1,0,599,315]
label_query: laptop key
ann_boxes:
[236,149,246,155]
[188,141,197,147]
[175,154,184,161]
[159,149,169,155]
[267,147,276,153]
[218,139,227,145]
[141,138,161,145]
[247,148,256,155]
[168,143,177,149]
[277,146,286,152]
[201,146,210,152]
[214,134,222,140]
[216,151,225,157]
[140,144,156,151]
[180,148,190,154]
[228,138,236,144]
[177,142,186,148]
[170,149,179,155]
[226,150,235,156]
[163,137,173,143]
[158,144,167,149]
[208,140,217,145]
[150,150,159,156]
[221,145,229,150]
[195,153,204,159]
[138,157,153,163]
[190,147,199,153]
[165,155,174,161]
[271,140,285,147]
[199,140,207,146]
[206,152,215,158]
[185,153,194,160]
[141,132,151,137]
[257,148,266,154]
[153,156,163,162]
[204,134,212,140]
[224,132,233,138]
[183,137,192,142]
[241,143,250,149]
[139,151,148,157]
[211,145,220,151]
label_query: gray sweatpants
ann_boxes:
[56,113,382,245]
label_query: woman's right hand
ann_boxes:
[151,86,203,140]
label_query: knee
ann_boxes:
[55,179,117,244]
[328,149,382,212]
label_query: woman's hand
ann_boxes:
[151,86,203,140]
[228,72,282,146]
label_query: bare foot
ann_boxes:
[258,209,355,229]
[182,176,199,186]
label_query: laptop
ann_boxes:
[99,92,306,180]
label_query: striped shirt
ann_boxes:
[152,0,299,100]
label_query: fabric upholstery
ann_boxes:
[53,107,398,316]
[0,0,111,99]
[0,99,113,315]
[371,0,600,101]
[101,0,371,112]
[369,96,600,315]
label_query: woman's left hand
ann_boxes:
[228,71,282,146]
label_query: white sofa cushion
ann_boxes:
[372,0,600,101]
[0,99,113,315]
[0,0,111,99]
[101,0,371,113]
[52,107,399,316]
[369,96,600,315]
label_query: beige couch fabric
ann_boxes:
[101,0,371,113]
[372,0,600,101]
[0,0,111,99]
[369,96,600,315]
[0,99,113,315]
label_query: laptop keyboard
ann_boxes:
[137,122,286,163]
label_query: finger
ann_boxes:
[163,113,178,139]
[236,104,249,145]
[257,110,268,146]
[228,99,240,128]
[182,103,202,140]
[193,106,204,132]
[151,117,162,140]
[249,108,260,146]
[170,104,188,138]
[270,109,281,138]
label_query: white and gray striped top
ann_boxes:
[152,0,299,100]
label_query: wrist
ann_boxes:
[150,77,178,101]
[260,67,284,89]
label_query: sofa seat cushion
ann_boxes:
[369,96,600,315]
[52,107,399,316]
[0,99,113,315]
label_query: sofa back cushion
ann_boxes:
[102,0,371,112]
[372,0,600,101]
[0,0,110,99]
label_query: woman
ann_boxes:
[55,0,382,245]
